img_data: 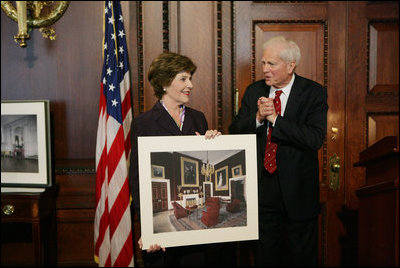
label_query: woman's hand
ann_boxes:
[138,237,166,253]
[195,129,221,139]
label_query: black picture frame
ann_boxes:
[1,100,52,188]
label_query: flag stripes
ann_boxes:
[94,1,134,266]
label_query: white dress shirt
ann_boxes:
[256,73,295,128]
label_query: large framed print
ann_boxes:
[138,134,258,249]
[1,100,52,188]
[215,166,228,191]
[181,156,199,187]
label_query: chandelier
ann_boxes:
[201,151,214,182]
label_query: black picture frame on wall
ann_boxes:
[1,100,52,188]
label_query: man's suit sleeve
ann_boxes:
[273,83,328,151]
[229,84,260,134]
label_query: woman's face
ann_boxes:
[163,71,193,105]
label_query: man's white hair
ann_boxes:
[263,36,301,67]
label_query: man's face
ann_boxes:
[261,44,295,88]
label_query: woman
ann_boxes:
[129,52,226,266]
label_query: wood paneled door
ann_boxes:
[233,1,398,266]
[152,181,168,213]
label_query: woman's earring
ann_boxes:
[163,88,166,92]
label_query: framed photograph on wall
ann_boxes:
[151,165,165,179]
[215,166,228,191]
[232,165,242,177]
[1,100,52,188]
[181,156,199,187]
[137,134,258,249]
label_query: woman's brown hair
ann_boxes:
[148,52,197,99]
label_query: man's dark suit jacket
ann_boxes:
[129,101,208,216]
[229,74,328,220]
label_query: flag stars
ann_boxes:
[107,67,112,76]
[111,33,116,40]
[119,15,123,22]
[119,46,124,54]
[96,3,133,264]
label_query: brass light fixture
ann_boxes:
[201,151,215,182]
[1,1,70,47]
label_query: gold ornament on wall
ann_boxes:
[1,1,70,47]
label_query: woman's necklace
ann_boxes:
[161,101,186,131]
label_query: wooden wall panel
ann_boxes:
[368,114,400,146]
[365,10,399,149]
[178,2,217,128]
[142,1,163,112]
[56,171,96,266]
[348,2,399,265]
[57,210,95,267]
[369,22,399,93]
[1,2,103,160]
[254,23,325,85]
[235,1,327,107]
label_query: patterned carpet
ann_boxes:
[169,204,247,231]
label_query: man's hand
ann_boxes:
[257,97,277,123]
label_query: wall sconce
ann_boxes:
[1,1,70,47]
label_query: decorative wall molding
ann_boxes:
[367,19,399,96]
[137,2,144,114]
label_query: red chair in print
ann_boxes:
[201,197,221,227]
[172,201,188,219]
[226,198,241,213]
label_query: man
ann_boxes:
[229,36,328,266]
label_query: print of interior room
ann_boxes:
[150,149,247,233]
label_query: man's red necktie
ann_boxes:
[264,90,283,173]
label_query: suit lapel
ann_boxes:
[182,108,199,135]
[284,74,304,119]
[152,102,182,135]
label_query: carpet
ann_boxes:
[169,204,247,231]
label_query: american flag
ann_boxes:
[94,1,134,267]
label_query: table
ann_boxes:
[1,185,58,266]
